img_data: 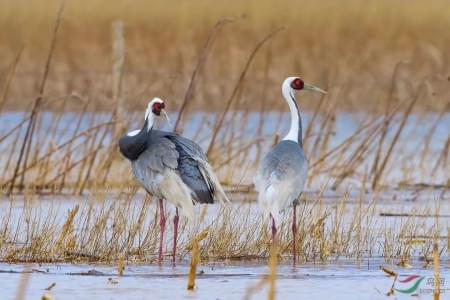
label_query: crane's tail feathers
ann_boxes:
[197,160,230,204]
[258,186,281,227]
[160,170,195,220]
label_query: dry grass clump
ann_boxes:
[0,190,448,265]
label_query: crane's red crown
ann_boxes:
[290,78,304,90]
[152,101,165,116]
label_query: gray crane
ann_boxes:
[119,98,229,265]
[254,77,326,264]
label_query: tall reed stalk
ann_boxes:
[7,0,66,195]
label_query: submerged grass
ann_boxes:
[0,190,448,264]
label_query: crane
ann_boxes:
[119,97,229,265]
[254,77,326,264]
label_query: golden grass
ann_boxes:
[267,240,278,300]
[0,191,447,264]
[434,242,440,300]
[381,266,398,296]
[186,229,207,290]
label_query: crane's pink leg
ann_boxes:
[292,203,297,266]
[158,199,166,264]
[172,207,179,267]
[271,216,277,242]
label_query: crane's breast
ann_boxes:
[131,159,164,196]
[256,140,308,191]
[118,133,148,161]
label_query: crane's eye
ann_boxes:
[290,78,304,90]
[152,102,163,115]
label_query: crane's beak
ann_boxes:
[161,109,172,127]
[304,83,327,94]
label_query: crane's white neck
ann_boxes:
[126,109,154,136]
[281,79,302,144]
[144,108,155,132]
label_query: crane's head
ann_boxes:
[283,77,327,95]
[146,97,165,117]
[144,97,170,132]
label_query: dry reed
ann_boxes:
[267,240,278,300]
[0,191,447,265]
[7,0,66,195]
[0,2,447,193]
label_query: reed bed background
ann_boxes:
[0,0,449,193]
[0,0,450,112]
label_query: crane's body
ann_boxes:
[254,77,325,264]
[254,140,308,224]
[119,98,228,265]
[128,130,226,216]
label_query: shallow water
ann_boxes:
[1,111,448,187]
[2,190,450,299]
[2,260,449,300]
[1,110,449,298]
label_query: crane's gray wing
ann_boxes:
[254,140,308,222]
[141,134,179,173]
[165,134,207,161]
[137,130,228,204]
[163,132,229,204]
[257,141,308,180]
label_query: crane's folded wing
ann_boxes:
[142,135,179,172]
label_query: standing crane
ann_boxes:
[254,77,326,264]
[119,98,229,266]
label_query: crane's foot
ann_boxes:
[158,199,166,264]
[172,207,179,267]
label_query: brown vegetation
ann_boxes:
[0,191,448,263]
[0,0,449,112]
